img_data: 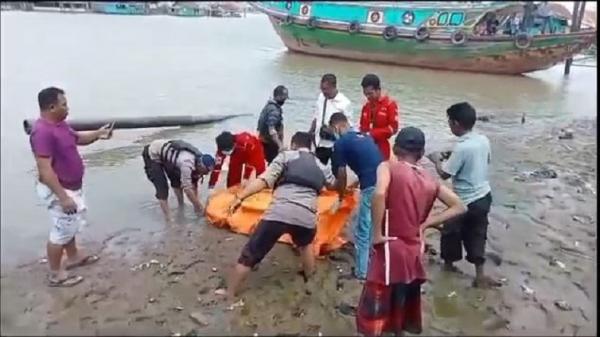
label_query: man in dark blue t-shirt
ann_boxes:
[329,112,383,280]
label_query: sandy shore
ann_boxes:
[1,118,596,336]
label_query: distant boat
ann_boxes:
[91,2,147,15]
[169,5,208,17]
[250,1,597,75]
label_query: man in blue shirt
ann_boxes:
[428,102,499,289]
[329,112,383,280]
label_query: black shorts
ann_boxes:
[142,145,197,200]
[440,192,492,265]
[315,147,333,165]
[238,220,316,268]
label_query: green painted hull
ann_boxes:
[252,2,596,74]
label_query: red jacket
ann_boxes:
[359,94,399,160]
[209,132,266,188]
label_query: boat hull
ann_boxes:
[269,16,595,75]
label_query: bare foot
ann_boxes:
[443,262,460,273]
[473,275,502,288]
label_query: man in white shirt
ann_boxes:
[309,73,352,165]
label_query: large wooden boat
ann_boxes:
[249,1,597,75]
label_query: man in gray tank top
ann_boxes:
[216,132,340,300]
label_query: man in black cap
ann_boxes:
[357,126,466,336]
[257,85,289,163]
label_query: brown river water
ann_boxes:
[1,11,596,336]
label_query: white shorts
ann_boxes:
[36,182,88,245]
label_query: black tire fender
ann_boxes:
[415,26,430,41]
[450,30,467,45]
[348,20,360,34]
[383,26,398,41]
[515,32,532,49]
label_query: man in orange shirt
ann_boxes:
[359,74,399,160]
[208,131,266,189]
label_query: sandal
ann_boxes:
[47,274,84,287]
[65,255,99,270]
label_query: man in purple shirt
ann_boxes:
[30,87,112,287]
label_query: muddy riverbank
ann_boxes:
[1,118,595,336]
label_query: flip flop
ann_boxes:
[65,255,99,270]
[47,274,84,287]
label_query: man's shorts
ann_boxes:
[238,220,316,268]
[36,182,88,245]
[440,192,492,265]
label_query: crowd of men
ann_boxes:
[29,75,496,335]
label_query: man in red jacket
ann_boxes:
[208,131,266,189]
[359,74,399,160]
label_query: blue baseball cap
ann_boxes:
[197,154,215,170]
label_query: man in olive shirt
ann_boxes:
[216,132,340,299]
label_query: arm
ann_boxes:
[264,106,284,148]
[431,155,452,180]
[76,123,113,146]
[230,152,285,212]
[321,162,338,191]
[421,184,466,230]
[180,163,204,214]
[372,162,395,244]
[208,151,226,188]
[369,101,399,140]
[335,167,347,199]
[76,131,101,145]
[235,177,267,201]
[269,125,284,150]
[309,118,317,135]
[427,149,460,181]
[331,142,347,199]
[359,106,370,133]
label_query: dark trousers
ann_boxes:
[440,193,492,266]
[315,147,333,165]
[238,220,316,268]
[262,140,280,164]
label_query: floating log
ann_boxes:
[23,114,250,135]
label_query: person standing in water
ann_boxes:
[427,102,499,288]
[142,139,215,222]
[257,85,288,164]
[356,127,466,336]
[30,87,113,287]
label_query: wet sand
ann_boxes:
[1,118,596,336]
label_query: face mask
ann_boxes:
[222,149,234,156]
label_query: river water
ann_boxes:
[1,11,597,336]
[0,11,596,268]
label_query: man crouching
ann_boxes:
[216,131,340,299]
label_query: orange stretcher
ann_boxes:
[205,186,359,257]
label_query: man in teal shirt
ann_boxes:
[428,102,499,288]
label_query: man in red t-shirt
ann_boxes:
[356,127,466,336]
[359,74,399,161]
[209,131,266,189]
